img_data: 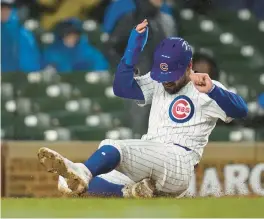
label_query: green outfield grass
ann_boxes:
[1,197,264,218]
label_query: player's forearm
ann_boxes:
[123,27,148,66]
[207,85,248,118]
[113,60,144,100]
[113,25,148,100]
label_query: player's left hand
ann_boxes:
[190,72,213,93]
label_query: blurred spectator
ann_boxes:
[160,0,175,15]
[192,52,219,80]
[104,0,177,74]
[102,0,176,35]
[1,0,41,73]
[86,0,112,24]
[43,18,109,73]
[258,93,264,109]
[159,0,177,38]
[103,0,177,138]
[102,0,136,35]
[15,0,43,20]
[36,0,101,30]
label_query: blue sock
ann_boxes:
[87,176,124,197]
[84,145,120,177]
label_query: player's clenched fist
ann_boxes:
[136,19,148,33]
[190,72,214,93]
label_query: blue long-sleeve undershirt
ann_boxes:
[113,59,144,100]
[113,27,148,100]
[207,85,248,119]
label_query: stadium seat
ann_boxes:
[10,127,45,140]
[32,97,68,113]
[223,69,263,98]
[49,112,88,127]
[2,98,33,115]
[210,45,248,61]
[19,83,73,99]
[106,127,133,139]
[179,9,201,35]
[83,20,104,49]
[1,99,16,114]
[49,112,114,129]
[209,126,232,141]
[1,73,27,84]
[91,97,125,113]
[32,97,93,114]
[44,127,71,141]
[209,10,264,51]
[256,129,264,141]
[1,126,15,140]
[183,33,220,48]
[110,111,129,127]
[1,83,14,101]
[69,125,108,140]
[1,111,15,128]
[74,84,109,98]
[17,83,48,98]
[2,114,46,140]
[60,72,111,85]
[59,72,88,85]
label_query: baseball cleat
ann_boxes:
[58,175,76,197]
[123,178,156,198]
[38,147,92,194]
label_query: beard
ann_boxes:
[164,84,184,94]
[162,74,190,95]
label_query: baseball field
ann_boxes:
[1,197,264,218]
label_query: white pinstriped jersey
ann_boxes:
[135,72,233,158]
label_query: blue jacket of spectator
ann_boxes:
[43,33,109,73]
[160,1,174,15]
[103,0,136,34]
[1,9,41,73]
[103,0,173,34]
[258,93,264,109]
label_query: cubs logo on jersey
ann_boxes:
[169,95,194,123]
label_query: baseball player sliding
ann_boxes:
[38,19,248,198]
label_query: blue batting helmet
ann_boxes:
[150,37,193,83]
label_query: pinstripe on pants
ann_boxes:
[98,139,199,194]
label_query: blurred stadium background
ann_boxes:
[1,0,264,217]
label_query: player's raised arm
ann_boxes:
[190,72,248,119]
[113,19,152,101]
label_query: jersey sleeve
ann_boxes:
[203,80,233,123]
[134,72,155,107]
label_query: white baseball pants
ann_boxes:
[97,139,200,195]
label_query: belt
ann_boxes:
[174,143,199,169]
[174,143,192,151]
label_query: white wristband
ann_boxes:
[207,84,216,94]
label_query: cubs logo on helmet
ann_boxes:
[169,95,194,123]
[160,63,168,71]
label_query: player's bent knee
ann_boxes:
[98,139,108,148]
[98,139,121,152]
